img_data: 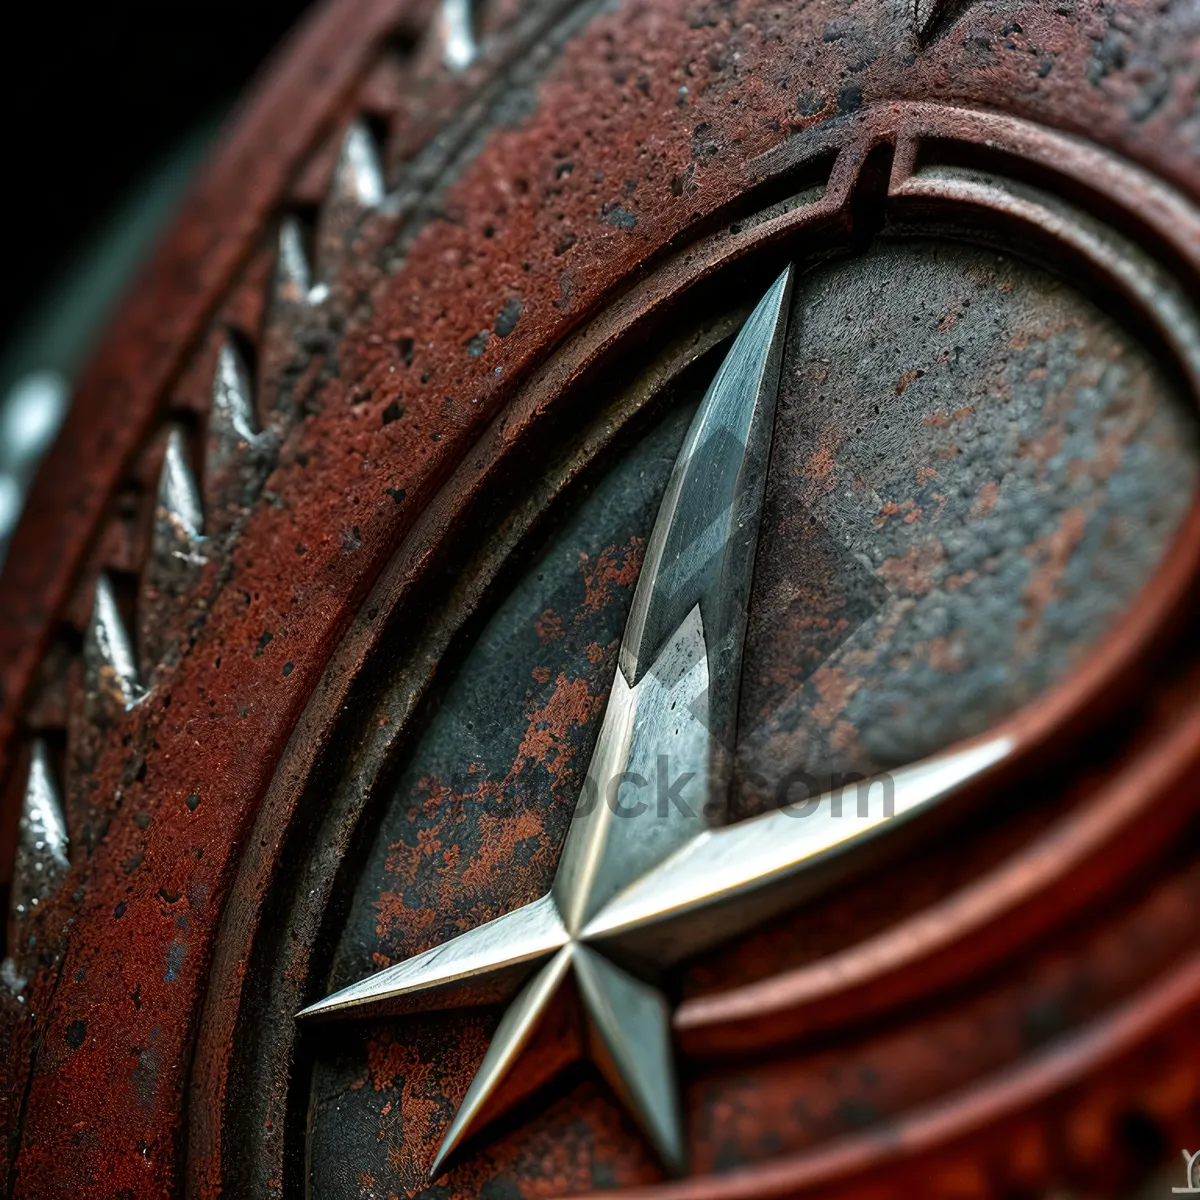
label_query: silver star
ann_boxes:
[297,267,1012,1176]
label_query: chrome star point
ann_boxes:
[296,266,1012,1177]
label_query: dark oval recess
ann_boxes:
[734,236,1197,810]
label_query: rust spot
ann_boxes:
[923,405,976,427]
[809,666,861,728]
[512,674,601,781]
[1019,507,1088,645]
[878,540,947,596]
[577,538,644,614]
[945,568,980,592]
[876,497,921,530]
[800,425,843,504]
[1018,426,1064,477]
[924,635,966,673]
[534,608,564,643]
[970,480,1000,519]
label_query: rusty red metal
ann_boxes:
[3,0,1200,1197]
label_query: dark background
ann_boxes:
[0,2,315,353]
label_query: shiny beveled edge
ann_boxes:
[296,892,568,1019]
[581,735,1015,963]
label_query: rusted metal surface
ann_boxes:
[2,0,1200,1197]
[736,236,1197,794]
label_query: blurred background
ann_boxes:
[0,2,314,567]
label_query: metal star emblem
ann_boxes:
[297,268,1012,1177]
